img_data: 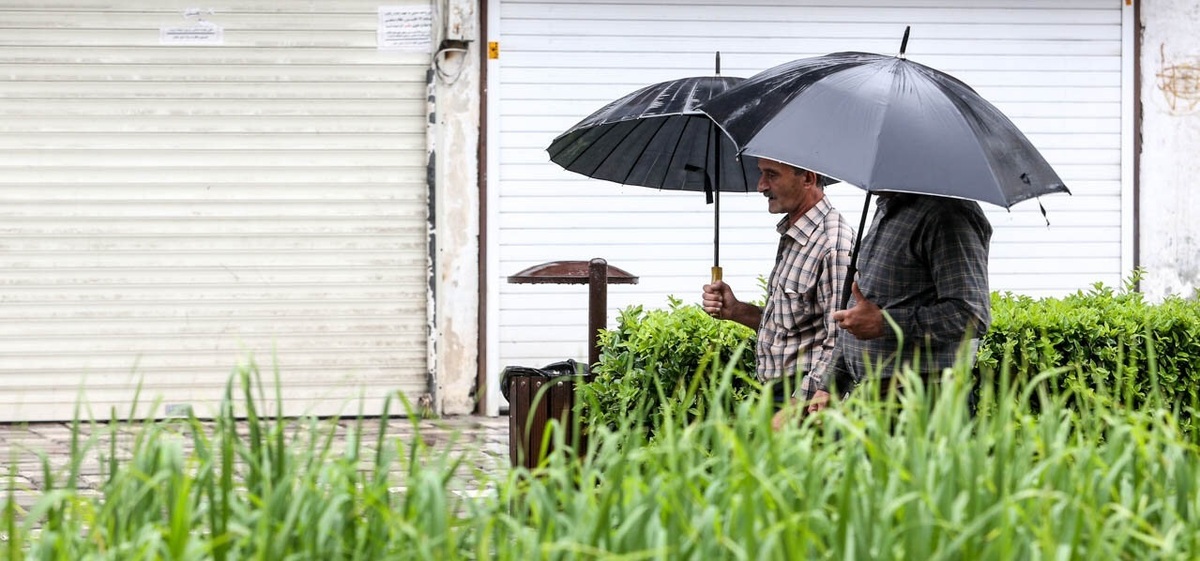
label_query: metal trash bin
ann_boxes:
[502,359,587,469]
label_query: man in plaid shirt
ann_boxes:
[807,193,993,413]
[701,157,855,426]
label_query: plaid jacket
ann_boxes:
[820,194,992,394]
[756,197,855,393]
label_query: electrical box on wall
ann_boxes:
[444,1,475,43]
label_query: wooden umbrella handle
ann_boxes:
[711,266,723,283]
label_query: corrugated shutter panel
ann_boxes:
[492,1,1126,379]
[0,1,431,421]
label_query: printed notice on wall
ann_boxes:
[377,5,432,51]
[160,9,224,45]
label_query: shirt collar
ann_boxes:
[876,193,919,214]
[776,196,832,244]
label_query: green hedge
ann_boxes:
[579,296,757,438]
[586,276,1200,437]
[977,275,1200,434]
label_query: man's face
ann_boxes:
[757,159,820,222]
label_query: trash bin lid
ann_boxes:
[507,260,639,285]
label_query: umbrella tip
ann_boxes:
[899,26,911,58]
[715,51,721,75]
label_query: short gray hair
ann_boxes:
[788,164,833,188]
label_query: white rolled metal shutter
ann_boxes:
[488,0,1130,406]
[0,1,432,421]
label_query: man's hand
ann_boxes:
[806,390,832,414]
[771,399,802,431]
[772,391,834,430]
[700,280,724,318]
[701,280,736,320]
[831,282,885,340]
[703,281,762,333]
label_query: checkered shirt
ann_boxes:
[819,194,993,394]
[756,197,856,395]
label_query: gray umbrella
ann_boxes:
[547,55,759,282]
[699,28,1070,307]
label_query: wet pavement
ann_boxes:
[0,415,511,514]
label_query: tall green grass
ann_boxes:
[3,356,1198,559]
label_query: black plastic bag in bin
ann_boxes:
[500,358,582,401]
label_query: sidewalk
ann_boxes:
[1,415,511,514]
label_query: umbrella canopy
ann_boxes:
[698,50,1069,209]
[698,30,1070,307]
[547,68,760,281]
[548,75,758,195]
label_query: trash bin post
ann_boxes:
[587,258,607,370]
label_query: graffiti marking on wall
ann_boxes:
[1157,43,1200,114]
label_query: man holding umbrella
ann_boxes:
[807,193,993,413]
[701,157,855,423]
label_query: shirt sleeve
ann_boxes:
[816,243,854,397]
[811,243,852,381]
[816,341,858,396]
[884,204,991,345]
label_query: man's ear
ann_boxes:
[801,169,818,187]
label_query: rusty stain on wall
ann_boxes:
[1156,43,1200,114]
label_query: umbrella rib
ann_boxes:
[616,116,673,186]
[734,139,753,193]
[551,127,607,172]
[559,118,646,177]
[659,116,696,190]
[953,110,1010,207]
[925,70,1009,207]
[701,117,714,191]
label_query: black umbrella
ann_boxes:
[699,27,1070,308]
[546,54,759,282]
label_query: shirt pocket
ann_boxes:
[772,280,813,333]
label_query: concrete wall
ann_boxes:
[1140,0,1200,300]
[432,0,481,414]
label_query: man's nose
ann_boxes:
[756,176,768,193]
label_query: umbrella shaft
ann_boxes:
[713,188,720,267]
[841,193,872,310]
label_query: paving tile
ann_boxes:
[1,415,514,512]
